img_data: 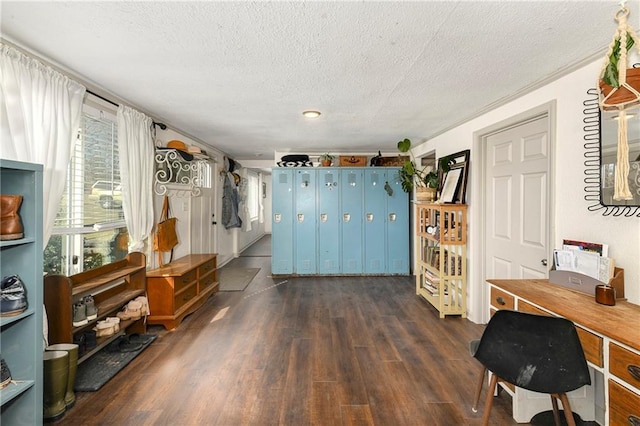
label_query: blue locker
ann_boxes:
[341,168,364,273]
[386,168,409,274]
[318,169,341,274]
[364,168,387,274]
[271,169,294,274]
[295,169,317,274]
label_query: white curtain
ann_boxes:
[117,105,155,252]
[0,43,86,245]
[258,173,264,224]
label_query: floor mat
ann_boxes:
[74,334,157,392]
[219,267,260,291]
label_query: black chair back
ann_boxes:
[474,310,591,394]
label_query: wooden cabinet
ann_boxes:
[44,252,147,363]
[414,203,467,318]
[146,254,218,330]
[487,279,640,425]
[0,159,44,424]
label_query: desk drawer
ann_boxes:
[174,282,197,311]
[610,343,640,389]
[575,327,603,368]
[609,380,640,426]
[490,287,514,310]
[518,300,548,316]
[175,270,197,292]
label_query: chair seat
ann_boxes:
[470,310,591,426]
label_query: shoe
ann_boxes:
[72,300,87,327]
[93,320,115,337]
[83,295,97,321]
[107,335,142,353]
[105,317,120,333]
[0,356,11,389]
[0,195,24,240]
[83,330,97,351]
[0,275,27,317]
[120,299,143,320]
[73,333,86,358]
[133,296,149,316]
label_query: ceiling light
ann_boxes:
[302,110,321,119]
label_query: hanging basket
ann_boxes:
[599,67,640,111]
[597,7,640,111]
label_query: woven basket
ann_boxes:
[416,187,436,202]
[599,67,640,110]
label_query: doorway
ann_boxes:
[472,101,556,324]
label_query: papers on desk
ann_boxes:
[554,241,615,284]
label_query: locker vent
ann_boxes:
[279,173,288,184]
[325,173,333,186]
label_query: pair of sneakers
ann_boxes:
[94,317,120,337]
[73,330,97,357]
[72,295,98,327]
[1,275,27,317]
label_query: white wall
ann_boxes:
[414,59,640,323]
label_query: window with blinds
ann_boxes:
[44,100,129,276]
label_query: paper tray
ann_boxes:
[548,267,625,299]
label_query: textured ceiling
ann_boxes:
[0,1,625,160]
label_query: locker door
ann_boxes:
[364,168,387,274]
[318,169,340,274]
[295,169,317,274]
[386,168,409,274]
[341,168,363,273]
[271,169,294,274]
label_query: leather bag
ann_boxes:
[153,196,178,264]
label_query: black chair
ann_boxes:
[471,310,591,426]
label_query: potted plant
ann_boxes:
[397,138,435,192]
[598,14,639,109]
[319,153,334,167]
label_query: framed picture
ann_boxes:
[437,149,470,203]
[440,168,463,203]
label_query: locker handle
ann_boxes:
[343,213,350,223]
[274,213,281,223]
[320,213,328,223]
[389,213,396,222]
[366,213,374,222]
[297,214,304,223]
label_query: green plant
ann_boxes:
[397,138,437,193]
[319,153,334,161]
[603,32,635,88]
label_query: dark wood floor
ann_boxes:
[55,253,523,425]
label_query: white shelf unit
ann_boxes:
[415,203,467,318]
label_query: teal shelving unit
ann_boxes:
[1,159,43,424]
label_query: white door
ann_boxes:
[485,116,549,281]
[191,161,217,254]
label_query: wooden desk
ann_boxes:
[146,254,218,330]
[487,279,640,426]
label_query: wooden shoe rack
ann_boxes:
[44,252,147,364]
